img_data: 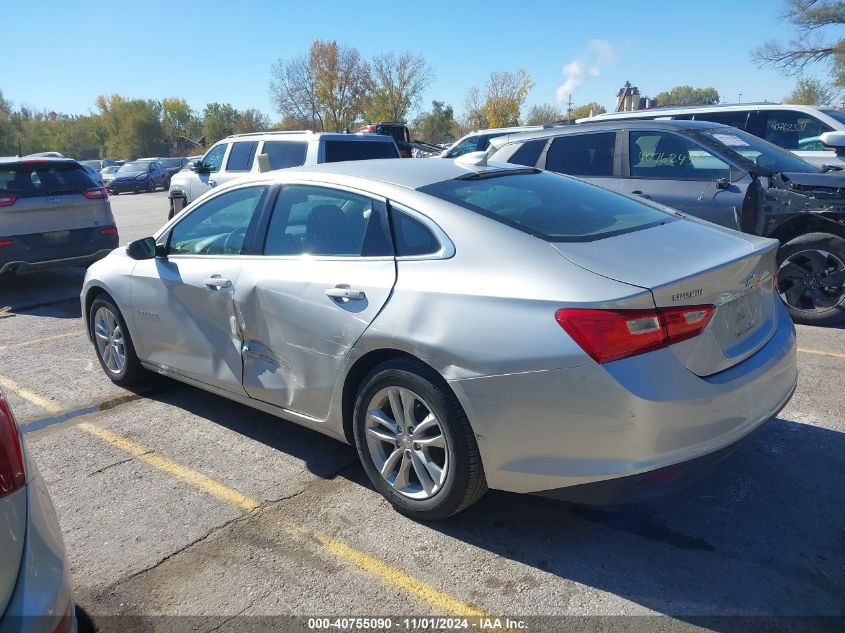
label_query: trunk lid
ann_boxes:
[551,219,780,376]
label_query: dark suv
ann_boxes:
[0,157,118,274]
[489,120,845,325]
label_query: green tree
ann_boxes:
[310,40,367,132]
[162,98,200,147]
[653,85,720,106]
[233,108,271,135]
[95,95,164,158]
[202,102,240,144]
[754,0,845,86]
[362,51,433,123]
[413,101,458,143]
[784,76,837,104]
[525,103,563,125]
[570,102,607,120]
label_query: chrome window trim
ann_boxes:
[389,201,455,261]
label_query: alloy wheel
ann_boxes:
[364,386,450,500]
[93,307,126,375]
[777,249,845,314]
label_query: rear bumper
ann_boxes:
[0,472,75,633]
[451,298,798,496]
[1,231,116,274]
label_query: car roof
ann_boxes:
[221,131,396,142]
[581,102,830,123]
[0,156,80,166]
[489,119,730,147]
[245,157,530,191]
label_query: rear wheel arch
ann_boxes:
[341,349,454,445]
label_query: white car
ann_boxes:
[581,103,845,168]
[167,131,400,218]
[440,126,543,159]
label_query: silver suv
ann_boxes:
[167,131,400,218]
[0,157,118,275]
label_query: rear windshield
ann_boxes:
[324,140,400,163]
[0,161,97,197]
[119,161,152,173]
[417,170,673,242]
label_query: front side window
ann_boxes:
[444,136,480,158]
[763,110,832,150]
[262,141,308,170]
[226,141,257,172]
[629,131,730,180]
[168,186,266,256]
[418,170,673,242]
[264,185,391,257]
[507,139,547,167]
[545,132,616,177]
[201,144,228,172]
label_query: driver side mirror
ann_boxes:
[189,159,205,172]
[126,237,165,260]
[820,131,845,157]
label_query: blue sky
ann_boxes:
[0,0,824,121]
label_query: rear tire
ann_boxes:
[353,359,487,520]
[777,232,845,326]
[89,295,146,385]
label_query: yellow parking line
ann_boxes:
[0,374,61,413]
[76,421,483,617]
[0,330,83,352]
[797,347,845,359]
[78,422,260,512]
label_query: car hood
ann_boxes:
[779,170,845,189]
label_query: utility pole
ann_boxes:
[566,93,573,124]
[738,93,743,103]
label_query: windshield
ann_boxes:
[692,127,820,173]
[118,161,151,173]
[102,166,120,174]
[820,109,845,126]
[159,158,183,168]
[418,170,674,242]
[80,160,101,169]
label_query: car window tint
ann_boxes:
[323,141,400,162]
[264,185,391,257]
[390,204,441,256]
[419,170,672,242]
[546,133,616,177]
[691,111,750,129]
[262,141,308,169]
[226,141,257,172]
[0,162,96,197]
[201,144,227,172]
[168,186,265,256]
[763,110,832,150]
[629,131,730,180]
[445,136,480,158]
[507,139,546,167]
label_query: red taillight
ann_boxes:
[0,239,12,248]
[0,391,26,499]
[556,305,715,364]
[0,194,16,206]
[100,227,118,235]
[83,187,108,199]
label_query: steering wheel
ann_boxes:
[222,227,248,254]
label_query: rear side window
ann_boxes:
[226,142,258,172]
[545,132,616,177]
[507,140,546,167]
[418,170,672,242]
[263,141,308,170]
[390,204,441,256]
[763,110,832,150]
[323,141,400,163]
[0,162,97,197]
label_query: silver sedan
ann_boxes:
[82,158,798,519]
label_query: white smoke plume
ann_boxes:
[556,39,618,105]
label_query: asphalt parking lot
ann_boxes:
[1,190,843,632]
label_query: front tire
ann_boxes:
[353,359,487,520]
[89,295,146,385]
[777,232,845,326]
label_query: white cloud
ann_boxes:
[556,39,618,105]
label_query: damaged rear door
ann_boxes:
[235,183,396,420]
[619,129,748,229]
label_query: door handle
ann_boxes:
[325,286,366,301]
[204,276,231,289]
[208,179,217,187]
[631,190,652,199]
